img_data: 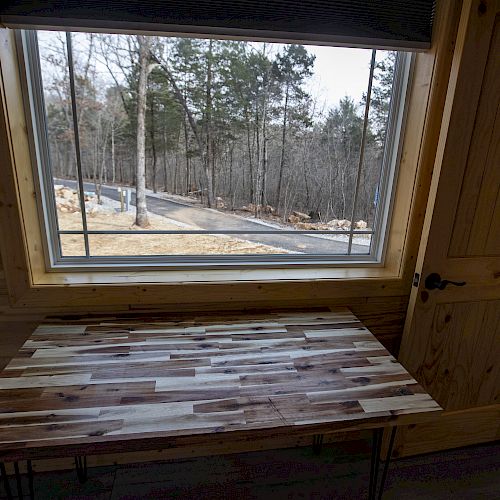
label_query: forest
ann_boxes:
[39,32,396,230]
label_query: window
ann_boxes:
[18,29,413,269]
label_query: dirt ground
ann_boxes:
[58,209,291,256]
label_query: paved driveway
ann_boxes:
[57,179,368,255]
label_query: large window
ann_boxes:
[18,29,412,269]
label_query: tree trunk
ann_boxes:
[135,35,150,227]
[244,107,254,204]
[163,127,169,192]
[183,111,191,194]
[276,82,289,209]
[150,98,158,193]
[97,124,109,204]
[256,83,269,216]
[111,120,116,184]
[205,39,215,208]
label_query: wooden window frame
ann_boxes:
[0,0,462,311]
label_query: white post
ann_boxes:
[126,189,131,212]
[118,187,124,213]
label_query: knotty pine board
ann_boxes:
[0,308,441,461]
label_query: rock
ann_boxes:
[308,210,321,222]
[292,211,311,221]
[296,222,317,230]
[296,222,331,231]
[60,188,76,200]
[240,203,275,215]
[288,214,301,224]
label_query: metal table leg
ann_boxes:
[1,461,35,500]
[27,461,34,500]
[369,428,383,499]
[0,462,13,499]
[312,434,324,455]
[74,456,88,483]
[369,427,397,500]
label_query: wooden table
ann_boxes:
[0,308,441,499]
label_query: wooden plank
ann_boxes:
[414,300,500,410]
[0,310,441,461]
[389,404,500,458]
[0,322,38,371]
[4,429,370,474]
[449,16,500,256]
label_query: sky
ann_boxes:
[305,45,373,111]
[38,31,382,112]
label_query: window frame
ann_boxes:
[0,0,461,314]
[17,29,414,272]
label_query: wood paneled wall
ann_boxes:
[3,0,494,462]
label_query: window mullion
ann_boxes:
[66,32,91,258]
[347,49,376,255]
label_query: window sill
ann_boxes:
[6,264,408,312]
[34,263,398,286]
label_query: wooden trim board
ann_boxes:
[386,404,500,458]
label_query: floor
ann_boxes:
[2,439,499,499]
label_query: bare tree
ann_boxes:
[135,35,151,227]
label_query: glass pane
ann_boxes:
[350,234,372,255]
[353,50,396,230]
[87,231,374,256]
[60,234,86,256]
[37,31,85,236]
[33,30,401,261]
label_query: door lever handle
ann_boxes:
[424,273,466,291]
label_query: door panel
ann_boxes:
[425,300,499,409]
[449,18,500,257]
[400,0,500,412]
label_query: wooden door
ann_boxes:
[399,0,500,411]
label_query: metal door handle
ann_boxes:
[424,273,466,290]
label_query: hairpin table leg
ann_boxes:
[312,434,324,455]
[369,428,383,500]
[0,462,13,499]
[377,427,397,500]
[75,456,88,483]
[13,462,23,499]
[1,461,34,500]
[369,427,398,500]
[27,460,34,500]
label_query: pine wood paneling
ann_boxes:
[0,321,38,372]
[390,404,500,457]
[449,17,500,257]
[0,295,408,355]
[419,300,499,410]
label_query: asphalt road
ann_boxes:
[57,179,368,255]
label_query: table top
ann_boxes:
[0,309,441,460]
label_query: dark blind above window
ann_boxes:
[0,1,436,49]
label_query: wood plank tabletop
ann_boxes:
[0,308,441,461]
